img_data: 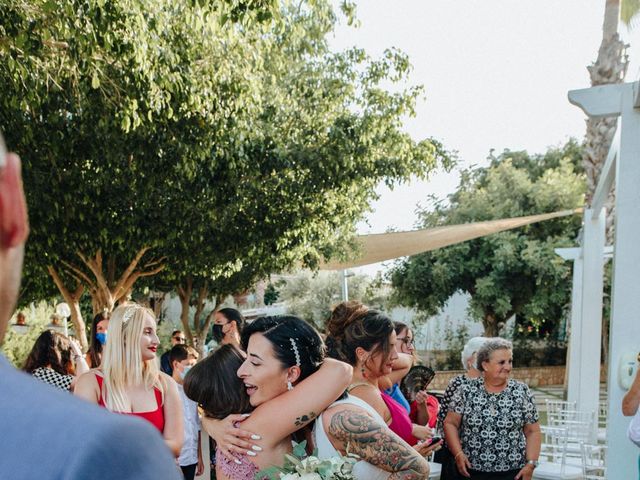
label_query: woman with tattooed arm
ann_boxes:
[312,301,440,479]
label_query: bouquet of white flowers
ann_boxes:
[257,441,357,480]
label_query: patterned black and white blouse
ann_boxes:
[436,373,467,437]
[448,377,539,473]
[32,367,73,391]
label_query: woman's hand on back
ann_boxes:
[202,413,262,461]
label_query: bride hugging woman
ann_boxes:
[189,314,435,480]
[184,315,352,480]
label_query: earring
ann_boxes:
[287,381,293,391]
[360,364,367,379]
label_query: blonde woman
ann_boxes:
[75,304,184,456]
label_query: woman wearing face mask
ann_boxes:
[86,311,110,368]
[212,308,244,349]
[75,304,184,456]
[185,315,352,480]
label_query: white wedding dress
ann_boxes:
[313,394,391,480]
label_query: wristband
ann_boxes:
[454,451,465,460]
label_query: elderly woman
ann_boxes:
[443,338,541,480]
[435,337,488,479]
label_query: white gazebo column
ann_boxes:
[606,82,640,479]
[578,209,606,422]
[555,247,583,405]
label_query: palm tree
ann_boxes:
[583,0,639,365]
[583,0,638,210]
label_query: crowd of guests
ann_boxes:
[2,138,539,479]
[17,296,543,480]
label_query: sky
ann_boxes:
[328,0,640,275]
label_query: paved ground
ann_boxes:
[530,383,608,426]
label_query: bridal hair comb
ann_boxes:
[290,338,301,366]
[122,305,138,324]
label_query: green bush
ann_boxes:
[1,302,56,368]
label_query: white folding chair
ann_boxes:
[581,442,606,480]
[535,426,583,480]
[597,400,607,444]
[545,399,577,418]
[548,409,598,446]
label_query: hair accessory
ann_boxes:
[289,338,301,366]
[122,306,137,324]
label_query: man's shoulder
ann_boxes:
[0,358,181,479]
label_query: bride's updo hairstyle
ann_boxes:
[325,301,394,376]
[241,315,325,383]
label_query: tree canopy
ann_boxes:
[390,140,585,337]
[1,0,448,347]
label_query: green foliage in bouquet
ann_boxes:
[257,441,357,480]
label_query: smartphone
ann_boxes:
[427,436,442,445]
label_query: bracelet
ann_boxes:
[454,451,465,460]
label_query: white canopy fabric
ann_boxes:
[320,208,582,270]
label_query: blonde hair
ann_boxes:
[186,346,199,360]
[101,303,164,412]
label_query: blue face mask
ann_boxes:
[96,332,107,346]
[179,366,192,380]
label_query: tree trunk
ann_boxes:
[48,266,88,350]
[59,247,165,315]
[584,0,629,243]
[177,277,194,345]
[177,278,223,356]
[482,312,499,337]
[194,294,224,356]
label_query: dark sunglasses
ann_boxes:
[173,336,186,342]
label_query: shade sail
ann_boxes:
[320,208,582,270]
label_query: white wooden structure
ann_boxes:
[567,80,640,478]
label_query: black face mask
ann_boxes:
[212,324,225,343]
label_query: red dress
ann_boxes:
[95,373,165,432]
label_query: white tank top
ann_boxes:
[313,394,391,480]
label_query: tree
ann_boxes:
[390,142,585,337]
[583,0,640,240]
[278,270,390,330]
[139,1,450,351]
[1,0,448,350]
[263,283,280,305]
[0,0,439,352]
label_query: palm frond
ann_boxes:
[621,0,640,28]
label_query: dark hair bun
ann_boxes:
[326,301,369,338]
[324,301,394,374]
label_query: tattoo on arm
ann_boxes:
[294,411,317,427]
[328,409,429,480]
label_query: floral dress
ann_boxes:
[448,377,539,473]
